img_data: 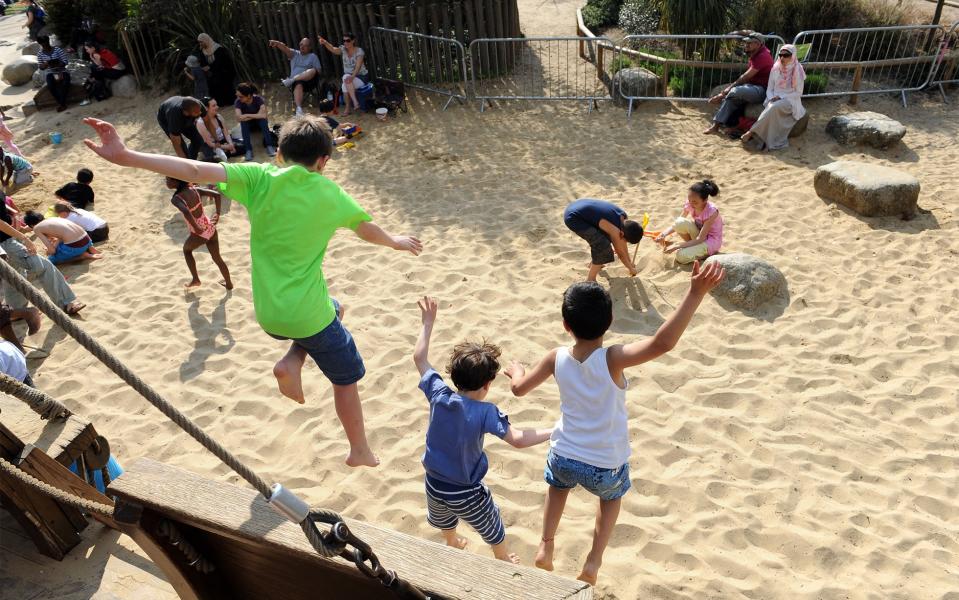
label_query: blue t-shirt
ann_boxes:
[419,369,510,487]
[564,199,627,234]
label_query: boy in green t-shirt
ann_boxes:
[82,116,422,468]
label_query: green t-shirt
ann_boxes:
[219,162,371,338]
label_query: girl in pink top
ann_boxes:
[654,179,724,264]
[166,177,233,289]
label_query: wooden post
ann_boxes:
[597,44,604,81]
[119,28,142,88]
[453,1,465,45]
[850,65,863,105]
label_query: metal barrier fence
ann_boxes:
[366,27,468,110]
[611,34,786,115]
[792,24,945,107]
[468,37,613,111]
[930,21,959,102]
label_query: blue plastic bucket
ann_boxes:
[50,132,63,145]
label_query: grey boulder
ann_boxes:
[2,56,39,86]
[704,253,788,310]
[19,41,41,56]
[613,67,659,106]
[814,161,919,218]
[825,111,906,148]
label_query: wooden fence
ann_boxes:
[119,0,521,86]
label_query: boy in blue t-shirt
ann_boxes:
[413,296,553,564]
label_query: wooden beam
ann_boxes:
[109,458,593,600]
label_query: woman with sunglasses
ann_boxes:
[318,33,369,116]
[741,44,806,151]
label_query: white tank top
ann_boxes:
[551,347,630,469]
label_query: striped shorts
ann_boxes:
[425,476,506,546]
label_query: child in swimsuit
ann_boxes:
[166,177,233,289]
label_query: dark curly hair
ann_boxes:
[446,341,501,392]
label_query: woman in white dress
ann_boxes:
[741,44,805,151]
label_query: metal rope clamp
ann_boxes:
[268,483,310,524]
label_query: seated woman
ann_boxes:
[654,180,724,264]
[85,40,127,82]
[741,44,805,151]
[53,202,109,243]
[197,96,243,161]
[317,32,369,116]
[233,82,275,162]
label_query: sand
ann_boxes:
[2,3,959,599]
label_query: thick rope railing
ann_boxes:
[0,372,72,420]
[0,259,428,598]
[0,455,114,516]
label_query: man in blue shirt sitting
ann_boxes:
[269,38,322,116]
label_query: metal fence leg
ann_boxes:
[901,90,908,107]
[443,96,455,110]
[627,98,634,119]
[940,82,949,103]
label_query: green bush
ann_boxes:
[618,0,660,36]
[581,0,623,30]
[745,0,916,40]
[803,71,828,94]
[668,66,729,97]
[43,0,132,53]
[609,56,635,73]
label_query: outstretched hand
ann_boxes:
[504,361,525,380]
[82,118,130,165]
[690,259,725,296]
[417,296,438,325]
[392,236,423,256]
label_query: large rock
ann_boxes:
[825,112,905,148]
[33,83,87,110]
[814,161,919,218]
[109,74,138,99]
[612,67,659,106]
[2,56,39,86]
[703,253,787,310]
[19,41,41,56]
[33,60,92,89]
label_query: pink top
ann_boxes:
[684,200,723,255]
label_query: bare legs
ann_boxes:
[181,232,232,289]
[534,486,622,586]
[535,486,570,571]
[293,84,305,113]
[586,263,603,282]
[491,539,521,564]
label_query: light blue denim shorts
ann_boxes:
[544,448,631,501]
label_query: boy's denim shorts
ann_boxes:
[269,298,366,386]
[544,448,631,501]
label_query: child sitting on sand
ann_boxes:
[55,168,96,210]
[505,262,725,585]
[23,211,103,265]
[82,115,422,467]
[53,202,109,243]
[654,179,724,264]
[413,296,553,563]
[0,147,34,191]
[318,99,362,146]
[165,178,232,290]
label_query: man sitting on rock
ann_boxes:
[36,35,71,113]
[704,32,774,135]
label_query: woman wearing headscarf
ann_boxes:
[741,44,805,151]
[197,33,237,107]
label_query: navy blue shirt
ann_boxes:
[419,369,510,486]
[564,199,627,234]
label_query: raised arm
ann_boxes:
[83,118,226,184]
[268,40,294,60]
[504,349,557,397]
[502,426,554,449]
[317,36,343,55]
[607,261,724,377]
[354,221,422,255]
[413,297,437,376]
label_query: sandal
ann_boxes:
[64,301,86,316]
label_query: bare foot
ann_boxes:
[25,309,41,335]
[87,252,104,260]
[444,534,468,550]
[184,279,201,289]
[219,279,234,290]
[273,354,306,403]
[64,301,85,316]
[703,123,721,135]
[500,553,521,565]
[344,446,380,468]
[534,539,555,571]
[577,556,601,585]
[741,131,754,143]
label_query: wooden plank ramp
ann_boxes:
[109,458,592,600]
[0,394,96,466]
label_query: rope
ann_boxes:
[0,255,338,558]
[0,372,72,420]
[0,456,114,516]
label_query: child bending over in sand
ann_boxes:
[505,262,725,585]
[654,179,724,264]
[318,100,361,146]
[165,178,232,290]
[82,115,422,468]
[413,296,553,564]
[22,212,102,265]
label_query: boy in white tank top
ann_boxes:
[506,261,725,585]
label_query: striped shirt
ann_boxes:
[37,47,68,73]
[5,154,31,172]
